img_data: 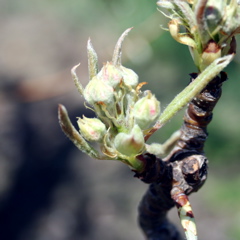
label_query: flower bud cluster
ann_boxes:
[74,29,160,170]
[80,62,160,160]
[157,0,240,71]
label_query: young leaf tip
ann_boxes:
[87,38,95,53]
[58,104,68,126]
[71,63,84,95]
[71,63,81,75]
[87,38,98,79]
[112,27,133,66]
[58,103,66,117]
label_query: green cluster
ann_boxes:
[66,29,160,170]
[59,2,238,173]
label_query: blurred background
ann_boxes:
[0,0,240,239]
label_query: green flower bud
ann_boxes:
[97,62,123,88]
[120,66,139,88]
[114,124,145,156]
[84,76,114,105]
[77,116,106,142]
[133,91,160,130]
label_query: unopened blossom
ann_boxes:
[114,124,145,156]
[133,91,160,130]
[78,116,106,142]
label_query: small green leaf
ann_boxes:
[87,38,98,80]
[58,104,103,159]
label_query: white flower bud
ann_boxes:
[120,66,139,88]
[114,124,145,156]
[97,62,123,88]
[84,76,114,105]
[78,116,106,142]
[133,92,160,130]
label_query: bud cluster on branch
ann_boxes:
[58,1,240,240]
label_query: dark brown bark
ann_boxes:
[137,72,227,240]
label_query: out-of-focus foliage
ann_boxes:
[0,0,240,240]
